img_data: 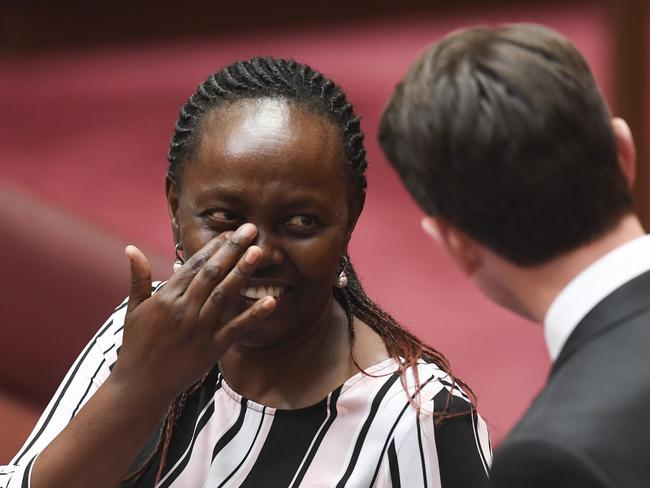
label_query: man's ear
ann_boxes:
[421,216,481,276]
[612,118,636,188]
[166,177,181,244]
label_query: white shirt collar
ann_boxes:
[544,234,650,361]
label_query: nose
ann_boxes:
[252,227,284,268]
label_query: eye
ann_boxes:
[205,209,239,223]
[285,215,317,228]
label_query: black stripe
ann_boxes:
[369,374,437,486]
[217,407,267,488]
[432,390,489,487]
[416,417,428,488]
[289,388,341,488]
[388,440,401,488]
[158,400,217,488]
[21,456,36,488]
[240,397,328,488]
[212,397,248,461]
[13,319,115,464]
[438,379,469,401]
[335,372,400,488]
[70,358,106,419]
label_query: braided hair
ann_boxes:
[124,57,473,486]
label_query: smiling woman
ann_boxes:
[1,58,491,488]
[169,99,352,351]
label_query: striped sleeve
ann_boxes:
[378,367,492,488]
[0,297,131,488]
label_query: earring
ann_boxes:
[335,256,349,288]
[173,243,185,272]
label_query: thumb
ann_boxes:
[125,245,152,313]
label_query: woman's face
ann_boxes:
[168,98,358,348]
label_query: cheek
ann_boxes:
[291,233,345,283]
[179,216,219,258]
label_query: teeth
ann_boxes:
[240,286,286,299]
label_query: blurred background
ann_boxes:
[1,0,648,464]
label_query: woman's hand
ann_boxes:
[30,223,275,488]
[111,223,276,403]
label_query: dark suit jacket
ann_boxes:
[490,270,650,488]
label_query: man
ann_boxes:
[378,23,650,488]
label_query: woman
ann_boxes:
[2,57,491,488]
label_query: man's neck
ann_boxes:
[494,215,645,323]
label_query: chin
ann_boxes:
[236,316,295,349]
[229,289,331,349]
[476,278,531,320]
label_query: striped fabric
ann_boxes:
[1,291,492,487]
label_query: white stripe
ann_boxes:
[164,388,243,487]
[473,411,492,474]
[204,405,273,487]
[154,397,217,488]
[297,365,395,485]
[218,410,274,488]
[10,314,120,467]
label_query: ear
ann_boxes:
[612,117,636,188]
[421,216,481,277]
[166,177,181,244]
[343,192,366,247]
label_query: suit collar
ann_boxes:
[544,235,650,361]
[551,269,650,376]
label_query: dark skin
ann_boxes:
[169,98,387,408]
[29,98,387,488]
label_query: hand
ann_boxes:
[111,223,276,403]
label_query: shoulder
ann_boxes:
[406,360,475,415]
[492,434,611,488]
[387,360,492,484]
[501,356,650,488]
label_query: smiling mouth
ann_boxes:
[239,286,287,300]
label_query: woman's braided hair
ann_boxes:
[124,57,474,486]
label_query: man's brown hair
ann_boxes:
[379,23,633,265]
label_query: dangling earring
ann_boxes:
[173,243,185,272]
[335,256,349,288]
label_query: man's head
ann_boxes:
[379,24,634,269]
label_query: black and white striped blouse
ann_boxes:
[1,293,492,487]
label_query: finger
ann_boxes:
[185,223,258,304]
[163,231,232,296]
[211,296,276,356]
[198,245,263,322]
[125,245,152,313]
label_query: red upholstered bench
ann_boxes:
[0,181,167,462]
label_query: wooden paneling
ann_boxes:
[604,0,649,228]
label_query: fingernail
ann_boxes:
[261,297,275,311]
[244,247,260,264]
[236,223,256,239]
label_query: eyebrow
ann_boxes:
[192,186,334,211]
